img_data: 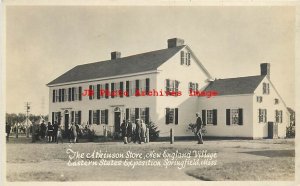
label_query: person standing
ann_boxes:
[56,123,63,144]
[195,113,204,144]
[40,120,46,139]
[126,120,133,143]
[70,122,77,143]
[135,119,142,144]
[120,120,128,144]
[6,122,11,142]
[46,122,54,143]
[52,121,58,143]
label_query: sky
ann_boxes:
[5,6,295,115]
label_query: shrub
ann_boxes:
[145,121,160,141]
[286,126,295,138]
[187,123,207,136]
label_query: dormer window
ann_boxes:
[180,51,191,66]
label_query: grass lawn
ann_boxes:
[6,137,295,181]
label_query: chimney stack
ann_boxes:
[111,51,121,60]
[167,38,184,48]
[260,63,270,79]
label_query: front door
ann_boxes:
[114,112,121,133]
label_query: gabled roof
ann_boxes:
[47,45,185,86]
[204,75,265,96]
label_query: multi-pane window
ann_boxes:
[169,108,175,123]
[55,90,59,102]
[189,82,199,92]
[93,110,98,124]
[257,96,263,103]
[263,83,270,94]
[140,108,146,122]
[231,109,239,124]
[207,110,214,124]
[165,79,180,92]
[275,110,283,123]
[258,109,267,123]
[100,110,106,124]
[130,108,136,122]
[129,81,135,96]
[75,111,80,124]
[180,51,191,66]
[165,108,178,124]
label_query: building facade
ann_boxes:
[47,38,289,139]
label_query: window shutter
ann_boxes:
[175,108,178,125]
[135,80,139,96]
[280,111,283,123]
[71,111,74,122]
[68,88,71,101]
[105,83,109,99]
[166,79,170,91]
[97,84,100,99]
[62,89,65,102]
[105,109,108,124]
[78,111,81,125]
[145,107,150,124]
[213,109,217,125]
[175,80,179,92]
[120,82,123,98]
[72,87,75,101]
[135,108,139,120]
[78,87,82,101]
[52,90,55,103]
[146,78,150,95]
[238,109,243,125]
[180,51,184,65]
[126,81,129,97]
[96,110,100,125]
[226,109,231,125]
[165,108,170,124]
[202,110,206,125]
[111,83,115,98]
[126,108,129,121]
[265,109,267,123]
[58,89,61,102]
[89,85,93,100]
[89,110,92,124]
[52,112,54,124]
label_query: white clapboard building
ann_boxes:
[47,38,289,139]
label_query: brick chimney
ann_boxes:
[260,63,270,79]
[111,51,121,60]
[167,38,184,48]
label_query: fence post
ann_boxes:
[170,128,174,144]
[104,125,108,141]
[146,128,149,143]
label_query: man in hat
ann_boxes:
[195,113,204,144]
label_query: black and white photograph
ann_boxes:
[1,1,298,185]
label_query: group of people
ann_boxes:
[120,119,147,144]
[32,121,63,143]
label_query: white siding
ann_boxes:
[156,47,210,136]
[253,77,289,138]
[199,95,254,138]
